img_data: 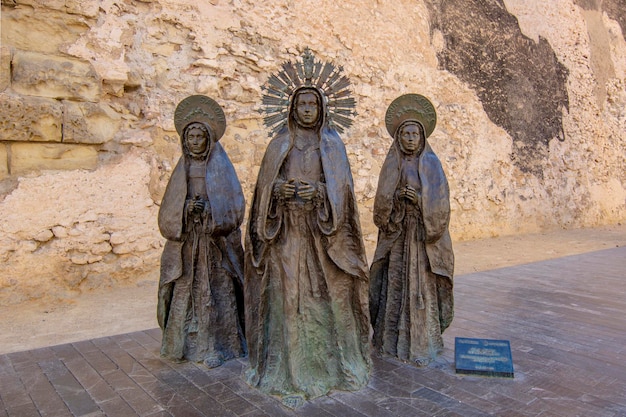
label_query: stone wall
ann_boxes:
[0,0,624,304]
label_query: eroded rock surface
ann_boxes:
[0,0,624,303]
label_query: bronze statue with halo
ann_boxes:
[369,94,454,367]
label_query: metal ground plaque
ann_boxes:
[455,337,514,378]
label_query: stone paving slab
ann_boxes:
[1,247,625,416]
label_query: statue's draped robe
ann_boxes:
[245,126,371,399]
[370,140,454,364]
[158,142,246,364]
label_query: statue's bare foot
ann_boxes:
[414,357,432,367]
[203,355,224,369]
[281,394,305,409]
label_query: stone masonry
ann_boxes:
[0,0,624,304]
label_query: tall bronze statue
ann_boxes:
[157,95,246,368]
[370,94,454,367]
[244,49,371,407]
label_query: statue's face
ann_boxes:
[186,126,208,156]
[295,92,319,127]
[399,123,423,154]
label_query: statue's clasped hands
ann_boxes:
[188,194,207,214]
[399,185,419,205]
[277,179,317,201]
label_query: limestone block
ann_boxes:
[51,226,68,238]
[72,0,99,15]
[45,0,100,18]
[69,251,103,265]
[12,52,101,102]
[111,242,133,255]
[10,143,98,174]
[0,47,11,92]
[0,145,8,180]
[63,101,121,144]
[119,255,144,270]
[1,5,91,54]
[33,229,54,242]
[66,222,109,242]
[0,93,63,142]
[109,232,126,246]
[118,130,153,146]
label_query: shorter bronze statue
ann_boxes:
[370,94,454,367]
[157,95,246,368]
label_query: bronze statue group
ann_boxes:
[157,49,454,409]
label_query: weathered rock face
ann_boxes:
[0,0,624,304]
[427,0,570,178]
[0,150,160,303]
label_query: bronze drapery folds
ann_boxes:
[157,96,246,368]
[370,94,454,367]
[244,49,371,408]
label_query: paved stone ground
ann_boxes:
[1,247,625,416]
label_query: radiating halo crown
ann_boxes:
[259,47,356,135]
